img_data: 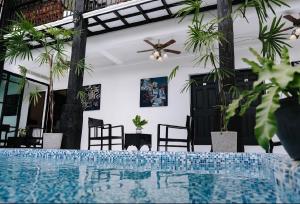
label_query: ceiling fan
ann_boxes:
[137,39,181,62]
[283,14,300,40]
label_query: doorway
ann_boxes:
[190,69,258,151]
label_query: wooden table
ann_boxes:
[124,133,152,151]
[7,137,42,148]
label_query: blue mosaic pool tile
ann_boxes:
[1,149,300,203]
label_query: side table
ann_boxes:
[124,133,152,151]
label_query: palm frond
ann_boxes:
[168,66,179,81]
[236,0,289,22]
[176,0,203,23]
[259,17,291,60]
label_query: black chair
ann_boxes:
[26,126,44,148]
[0,125,10,147]
[267,140,282,153]
[157,116,194,152]
[88,118,124,150]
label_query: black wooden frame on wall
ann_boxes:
[82,84,101,111]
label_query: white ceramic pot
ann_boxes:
[43,133,63,149]
[211,131,237,152]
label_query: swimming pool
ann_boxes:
[0,149,299,203]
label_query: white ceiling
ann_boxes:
[4,0,300,81]
[85,0,300,70]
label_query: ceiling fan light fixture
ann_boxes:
[149,54,155,60]
[163,53,168,59]
[290,33,298,41]
[295,27,300,36]
[153,51,160,58]
[157,57,163,62]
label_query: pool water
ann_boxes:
[0,149,299,203]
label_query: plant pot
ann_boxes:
[211,131,237,152]
[275,98,300,160]
[43,133,63,149]
[136,128,142,134]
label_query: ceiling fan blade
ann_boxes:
[281,26,294,32]
[137,49,154,53]
[161,39,176,49]
[284,15,298,23]
[163,49,181,54]
[144,39,155,47]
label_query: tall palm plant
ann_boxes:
[171,0,290,131]
[2,16,90,133]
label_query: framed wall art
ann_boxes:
[83,84,101,111]
[140,76,168,107]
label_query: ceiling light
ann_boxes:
[290,34,297,41]
[163,53,168,59]
[157,57,163,62]
[153,51,160,58]
[149,54,155,60]
[295,27,300,36]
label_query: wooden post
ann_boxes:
[60,0,88,149]
[217,0,235,72]
[0,0,11,80]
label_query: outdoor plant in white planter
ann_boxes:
[132,115,148,134]
[169,0,290,152]
[226,48,300,160]
[2,16,90,149]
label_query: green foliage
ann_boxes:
[2,16,92,132]
[255,87,280,149]
[226,48,300,150]
[181,79,198,93]
[77,90,88,108]
[259,17,291,60]
[29,87,42,107]
[18,65,28,92]
[132,115,148,129]
[236,0,289,22]
[168,66,179,81]
[75,58,93,76]
[176,0,203,23]
[185,15,221,68]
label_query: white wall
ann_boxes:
[76,46,261,151]
[4,1,300,153]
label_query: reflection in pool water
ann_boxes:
[0,150,299,203]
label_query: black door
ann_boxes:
[191,75,220,145]
[191,69,258,149]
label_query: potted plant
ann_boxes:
[132,115,148,134]
[2,16,90,149]
[169,0,289,152]
[226,47,300,160]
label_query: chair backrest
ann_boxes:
[185,116,191,128]
[27,126,44,138]
[88,118,104,139]
[88,118,104,128]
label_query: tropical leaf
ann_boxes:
[255,87,280,150]
[181,79,198,93]
[18,65,28,92]
[225,94,244,128]
[29,87,42,107]
[236,0,289,22]
[75,58,93,76]
[77,90,88,107]
[259,17,291,59]
[168,66,179,81]
[176,0,203,23]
